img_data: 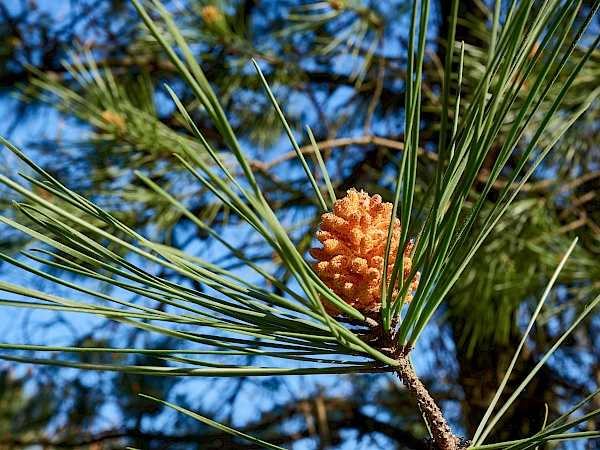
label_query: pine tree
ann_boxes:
[0,0,599,448]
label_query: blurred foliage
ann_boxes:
[0,367,55,446]
[0,0,599,448]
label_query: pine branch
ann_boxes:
[395,356,462,450]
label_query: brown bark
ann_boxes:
[395,356,461,450]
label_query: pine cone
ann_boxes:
[309,188,420,315]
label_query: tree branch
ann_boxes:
[395,357,461,450]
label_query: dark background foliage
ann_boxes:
[0,0,599,448]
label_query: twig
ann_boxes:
[476,169,600,194]
[395,356,461,450]
[247,135,432,173]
